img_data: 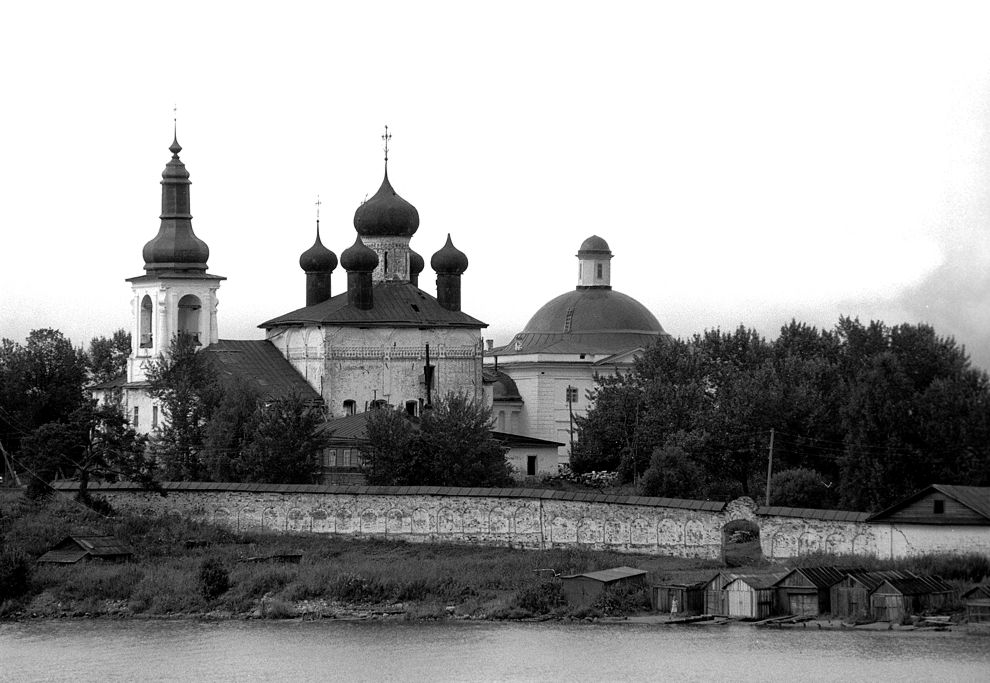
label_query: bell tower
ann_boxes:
[125,133,225,383]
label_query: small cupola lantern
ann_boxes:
[299,215,337,307]
[431,234,469,312]
[340,235,379,310]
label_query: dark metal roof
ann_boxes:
[490,431,563,448]
[260,281,486,329]
[962,585,990,600]
[89,374,128,391]
[201,340,321,403]
[876,573,955,596]
[561,566,647,583]
[866,484,990,523]
[757,505,870,522]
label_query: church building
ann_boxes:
[485,236,667,462]
[97,131,487,436]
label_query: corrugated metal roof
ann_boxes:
[260,281,486,329]
[878,573,955,595]
[727,572,788,590]
[561,566,648,583]
[202,340,321,403]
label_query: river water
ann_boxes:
[1,619,987,682]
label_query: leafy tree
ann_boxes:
[201,378,263,481]
[19,400,153,500]
[237,395,328,484]
[639,439,706,499]
[362,393,512,487]
[765,467,834,508]
[86,329,132,385]
[145,335,220,480]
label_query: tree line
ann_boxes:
[572,318,990,511]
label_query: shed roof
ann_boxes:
[776,566,849,589]
[726,572,787,590]
[866,484,990,523]
[561,566,648,584]
[36,536,133,564]
[756,505,869,522]
[962,584,990,600]
[875,573,954,596]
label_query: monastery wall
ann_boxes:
[56,483,988,560]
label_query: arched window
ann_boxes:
[343,400,356,416]
[177,294,202,343]
[140,295,153,348]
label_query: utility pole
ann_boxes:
[566,386,575,457]
[765,428,775,506]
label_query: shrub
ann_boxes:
[0,550,31,602]
[592,583,650,616]
[514,580,564,614]
[199,558,230,600]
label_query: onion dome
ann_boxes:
[409,249,425,277]
[353,172,420,238]
[299,227,337,273]
[578,235,611,257]
[340,235,379,272]
[430,234,469,274]
[142,136,210,271]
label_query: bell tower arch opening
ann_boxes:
[140,295,153,348]
[177,294,202,343]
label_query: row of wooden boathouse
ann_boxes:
[653,567,957,622]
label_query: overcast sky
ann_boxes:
[3,2,990,369]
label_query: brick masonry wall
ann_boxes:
[54,483,990,560]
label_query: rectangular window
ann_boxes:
[152,405,159,428]
[933,499,944,514]
[596,263,603,278]
[527,455,537,476]
[132,406,139,428]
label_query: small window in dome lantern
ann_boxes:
[596,263,603,279]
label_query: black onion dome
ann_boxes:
[299,230,337,273]
[430,234,468,274]
[142,136,210,271]
[578,235,611,256]
[409,248,425,276]
[340,235,379,272]
[353,172,420,237]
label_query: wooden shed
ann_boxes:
[773,566,848,617]
[36,536,133,564]
[560,566,648,606]
[702,572,737,615]
[870,574,955,622]
[722,573,786,619]
[651,582,705,615]
[830,570,909,621]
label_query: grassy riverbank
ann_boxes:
[1,490,986,622]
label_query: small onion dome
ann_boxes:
[353,172,420,237]
[299,231,338,273]
[577,235,611,257]
[340,234,379,272]
[409,248,425,277]
[430,234,468,275]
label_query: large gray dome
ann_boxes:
[524,288,662,335]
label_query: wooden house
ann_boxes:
[651,582,705,615]
[36,536,133,564]
[559,566,647,606]
[773,566,848,617]
[869,574,955,622]
[722,573,786,619]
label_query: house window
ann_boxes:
[566,386,578,404]
[933,499,944,514]
[527,455,537,476]
[343,400,356,416]
[152,405,158,428]
[132,406,139,428]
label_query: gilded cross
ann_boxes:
[382,125,391,166]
